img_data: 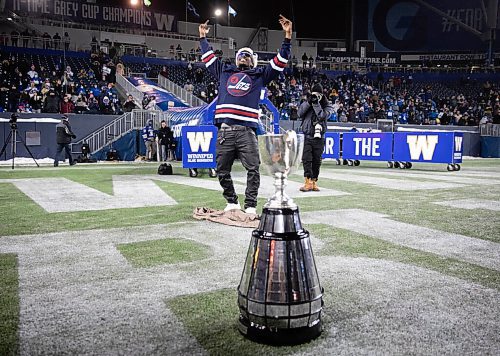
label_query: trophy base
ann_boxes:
[238,315,322,345]
[258,206,304,235]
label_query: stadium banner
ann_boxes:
[181,125,217,169]
[318,51,401,65]
[7,0,176,31]
[401,53,500,62]
[393,132,463,164]
[364,0,500,52]
[127,77,188,110]
[342,132,393,161]
[322,132,341,159]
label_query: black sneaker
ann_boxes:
[70,161,77,166]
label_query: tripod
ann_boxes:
[0,125,39,169]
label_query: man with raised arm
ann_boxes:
[199,15,292,214]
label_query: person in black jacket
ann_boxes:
[54,115,77,167]
[298,83,334,192]
[156,120,171,161]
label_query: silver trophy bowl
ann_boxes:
[258,131,304,209]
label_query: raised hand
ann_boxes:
[279,15,292,38]
[199,20,210,37]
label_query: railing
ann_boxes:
[116,73,164,111]
[157,74,205,107]
[75,110,169,154]
[480,123,500,137]
[19,16,229,45]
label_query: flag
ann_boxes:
[187,1,200,17]
[228,5,237,17]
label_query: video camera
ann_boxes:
[9,114,18,129]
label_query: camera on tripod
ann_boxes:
[9,113,18,129]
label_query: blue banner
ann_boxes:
[322,132,341,159]
[127,77,189,110]
[342,132,393,161]
[393,132,463,163]
[181,125,217,169]
[7,0,176,31]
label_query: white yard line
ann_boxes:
[301,209,500,271]
[433,199,500,211]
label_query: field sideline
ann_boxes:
[0,158,499,355]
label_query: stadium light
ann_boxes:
[130,0,139,5]
[213,9,222,39]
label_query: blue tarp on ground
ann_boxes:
[127,77,189,110]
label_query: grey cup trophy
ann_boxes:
[259,130,303,209]
[237,131,324,345]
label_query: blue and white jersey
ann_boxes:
[200,38,291,129]
[142,125,155,141]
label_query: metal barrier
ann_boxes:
[75,110,169,154]
[116,73,144,106]
[157,74,205,107]
[480,123,500,137]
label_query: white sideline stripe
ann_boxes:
[302,209,500,271]
[313,171,465,190]
[0,177,177,212]
[433,199,500,211]
[349,168,500,185]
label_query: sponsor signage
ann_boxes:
[322,132,341,159]
[393,132,463,163]
[321,51,401,64]
[365,0,500,52]
[342,132,393,161]
[7,0,176,31]
[181,125,217,169]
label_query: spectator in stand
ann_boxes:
[145,95,157,110]
[63,32,70,51]
[186,62,194,81]
[30,30,38,48]
[184,80,194,93]
[176,44,182,59]
[160,66,168,78]
[194,67,204,84]
[43,89,60,113]
[21,29,30,47]
[11,30,20,47]
[53,33,61,50]
[60,95,74,114]
[87,93,100,113]
[27,65,38,80]
[0,32,7,46]
[123,95,137,112]
[91,36,98,52]
[74,96,89,114]
[42,32,51,49]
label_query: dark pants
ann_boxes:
[216,126,260,209]
[302,137,324,180]
[54,143,74,166]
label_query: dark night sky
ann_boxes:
[112,0,350,39]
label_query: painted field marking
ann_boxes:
[433,199,500,211]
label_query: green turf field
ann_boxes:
[0,159,499,355]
